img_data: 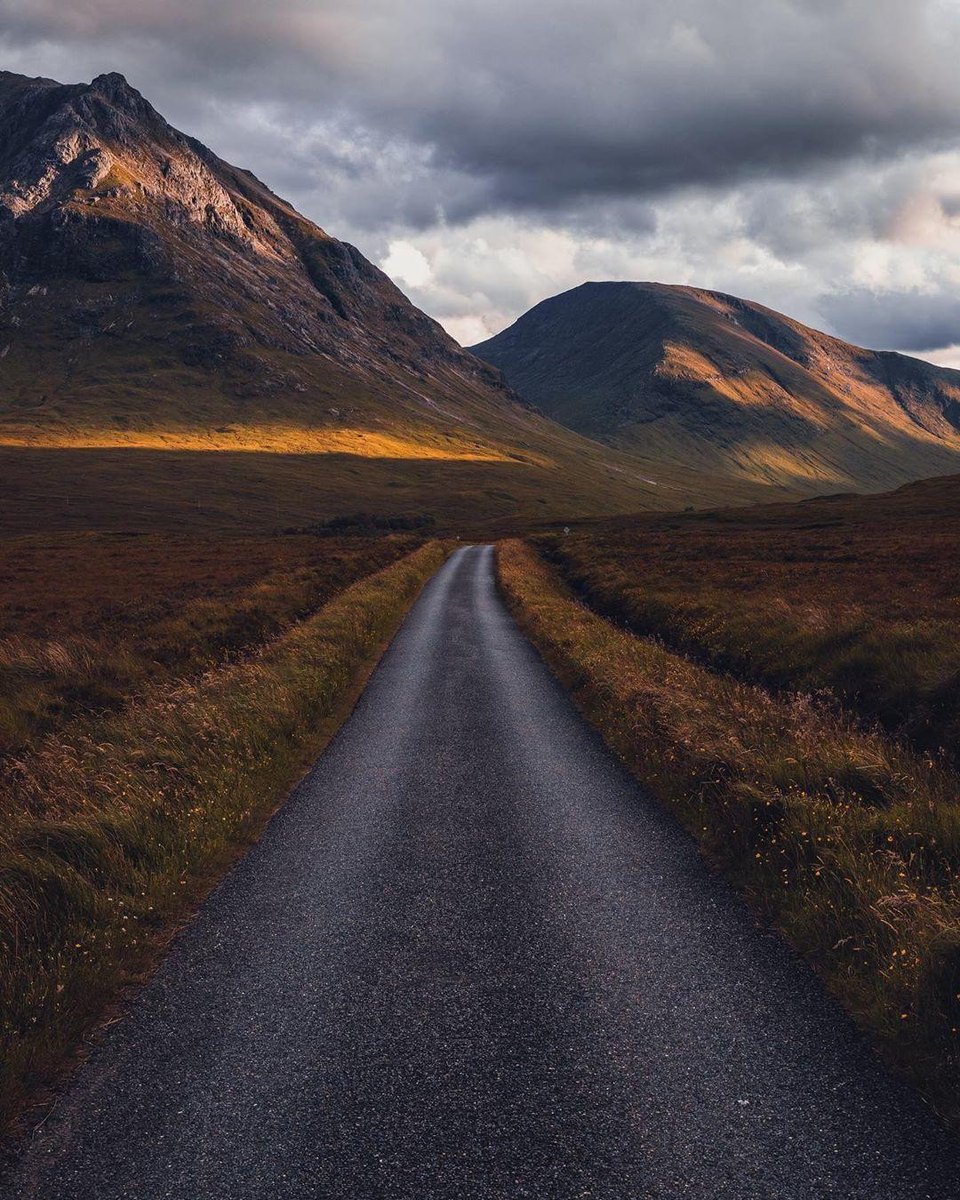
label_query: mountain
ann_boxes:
[0,71,723,531]
[471,282,960,494]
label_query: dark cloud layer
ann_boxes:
[822,290,960,353]
[3,0,960,222]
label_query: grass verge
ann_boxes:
[497,539,960,1125]
[0,540,448,1141]
[0,532,415,758]
[534,478,960,762]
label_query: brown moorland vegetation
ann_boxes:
[0,442,783,540]
[536,474,960,764]
[0,530,415,758]
[497,532,960,1124]
[0,539,448,1140]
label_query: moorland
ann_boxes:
[4,65,960,1148]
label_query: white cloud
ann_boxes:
[442,315,494,346]
[382,240,432,288]
[366,147,960,359]
[919,345,960,370]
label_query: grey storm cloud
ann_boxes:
[821,290,960,354]
[2,0,960,225]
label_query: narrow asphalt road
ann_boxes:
[6,545,960,1199]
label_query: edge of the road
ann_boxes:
[493,536,960,1139]
[1,539,464,1175]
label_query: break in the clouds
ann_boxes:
[3,0,960,360]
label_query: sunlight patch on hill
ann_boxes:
[0,424,534,462]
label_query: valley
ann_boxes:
[3,60,960,1198]
[0,71,749,528]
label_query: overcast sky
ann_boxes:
[4,0,960,363]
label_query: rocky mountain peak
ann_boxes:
[0,70,259,243]
[0,67,512,420]
[89,71,135,96]
[76,71,164,135]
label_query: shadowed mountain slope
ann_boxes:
[471,282,960,494]
[0,72,742,528]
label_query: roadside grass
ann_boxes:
[535,476,960,762]
[0,532,414,758]
[497,539,960,1124]
[0,540,448,1139]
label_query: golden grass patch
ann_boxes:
[0,424,529,462]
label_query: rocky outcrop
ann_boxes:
[0,73,248,237]
[0,68,512,395]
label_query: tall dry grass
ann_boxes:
[0,541,447,1136]
[0,532,414,758]
[498,539,960,1124]
[536,486,960,761]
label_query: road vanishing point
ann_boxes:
[6,546,960,1199]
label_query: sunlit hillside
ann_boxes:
[473,282,960,494]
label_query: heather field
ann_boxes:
[0,531,415,758]
[536,475,960,764]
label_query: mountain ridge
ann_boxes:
[1,70,737,528]
[0,69,506,418]
[471,281,960,493]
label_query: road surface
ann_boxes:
[6,545,959,1199]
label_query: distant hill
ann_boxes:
[471,282,960,494]
[0,71,717,529]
